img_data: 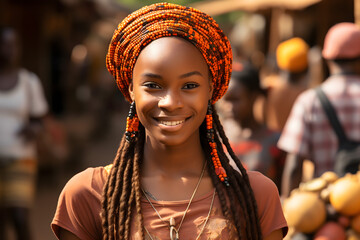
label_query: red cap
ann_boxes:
[322,22,360,60]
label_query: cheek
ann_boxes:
[133,92,155,122]
[195,99,210,125]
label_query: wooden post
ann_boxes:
[355,0,360,26]
[268,8,283,54]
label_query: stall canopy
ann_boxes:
[191,0,322,16]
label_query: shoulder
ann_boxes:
[247,171,288,237]
[19,68,40,83]
[247,171,279,196]
[247,170,281,217]
[293,88,317,106]
[52,166,109,239]
[61,166,108,199]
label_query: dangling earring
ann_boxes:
[206,102,229,187]
[125,101,139,142]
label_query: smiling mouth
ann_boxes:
[159,120,185,126]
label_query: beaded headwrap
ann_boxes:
[106,2,232,184]
[106,2,232,103]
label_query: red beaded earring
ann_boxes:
[206,102,229,186]
[125,101,139,142]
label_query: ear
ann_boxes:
[129,83,135,102]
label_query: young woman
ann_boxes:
[52,3,287,240]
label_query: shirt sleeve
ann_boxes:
[25,70,48,117]
[51,168,103,240]
[277,90,312,158]
[248,171,288,238]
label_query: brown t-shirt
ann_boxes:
[51,167,287,240]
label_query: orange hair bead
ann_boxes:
[206,102,229,186]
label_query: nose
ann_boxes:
[158,90,184,111]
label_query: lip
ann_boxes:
[154,116,191,131]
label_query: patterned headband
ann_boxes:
[106,2,232,103]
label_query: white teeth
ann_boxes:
[160,120,184,126]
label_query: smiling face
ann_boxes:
[130,37,213,147]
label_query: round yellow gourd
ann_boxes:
[283,191,326,233]
[329,174,360,216]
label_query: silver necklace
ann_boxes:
[144,189,216,240]
[142,162,207,240]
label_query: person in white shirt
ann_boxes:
[0,26,48,240]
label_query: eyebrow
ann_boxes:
[180,71,203,79]
[142,73,162,79]
[141,71,203,80]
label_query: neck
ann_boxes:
[142,132,206,177]
[328,60,359,76]
[281,71,307,85]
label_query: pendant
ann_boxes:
[169,217,179,240]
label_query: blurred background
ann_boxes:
[0,0,358,239]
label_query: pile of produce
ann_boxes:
[283,171,360,240]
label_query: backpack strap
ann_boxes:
[315,87,348,143]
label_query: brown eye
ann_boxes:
[144,82,161,89]
[183,83,199,89]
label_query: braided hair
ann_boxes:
[102,3,262,239]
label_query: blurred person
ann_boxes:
[278,23,360,197]
[217,63,285,190]
[0,27,48,240]
[265,37,310,132]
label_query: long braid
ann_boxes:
[200,130,231,221]
[101,136,124,239]
[101,137,136,239]
[117,142,135,237]
[212,108,262,239]
[101,124,146,240]
[131,126,145,239]
[212,124,249,239]
[102,136,128,240]
[218,149,252,239]
[201,120,259,239]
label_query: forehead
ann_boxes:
[134,37,208,72]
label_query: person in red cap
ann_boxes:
[278,22,360,197]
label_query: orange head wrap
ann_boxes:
[106,2,232,103]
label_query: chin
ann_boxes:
[157,135,188,147]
